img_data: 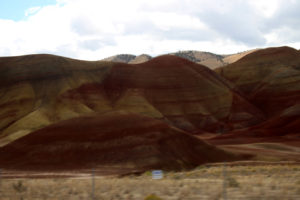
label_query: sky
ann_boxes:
[0,0,300,60]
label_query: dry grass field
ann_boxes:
[1,162,300,200]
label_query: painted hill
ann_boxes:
[0,111,240,171]
[99,55,264,133]
[209,46,300,147]
[208,104,300,146]
[0,54,115,146]
[1,46,300,171]
[244,104,300,138]
[0,54,264,148]
[216,46,300,117]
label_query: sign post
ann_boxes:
[152,170,163,180]
[223,163,227,200]
[91,169,95,200]
[0,169,1,193]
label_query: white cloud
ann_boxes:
[25,7,41,17]
[249,0,280,18]
[0,0,299,60]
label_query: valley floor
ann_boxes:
[1,162,300,200]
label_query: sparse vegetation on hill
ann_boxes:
[1,163,299,200]
[102,54,136,63]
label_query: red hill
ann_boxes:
[0,53,263,147]
[0,112,241,171]
[216,46,300,116]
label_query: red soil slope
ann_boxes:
[0,112,242,171]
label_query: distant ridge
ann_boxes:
[129,54,152,64]
[102,54,136,63]
[102,49,257,69]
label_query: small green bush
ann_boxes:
[144,194,164,200]
[196,165,206,170]
[226,177,240,188]
[143,170,152,176]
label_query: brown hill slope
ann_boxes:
[216,46,300,117]
[0,54,263,146]
[0,112,241,171]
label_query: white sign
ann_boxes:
[152,170,163,179]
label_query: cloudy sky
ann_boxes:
[0,0,300,60]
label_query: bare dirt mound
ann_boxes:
[0,111,243,171]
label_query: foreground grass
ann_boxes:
[1,163,300,200]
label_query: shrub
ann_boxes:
[12,181,27,193]
[226,177,240,188]
[143,171,152,176]
[144,194,164,200]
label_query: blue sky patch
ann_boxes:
[0,0,56,21]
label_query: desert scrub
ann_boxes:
[172,174,181,180]
[12,180,27,200]
[2,163,300,199]
[226,177,240,188]
[12,180,27,193]
[143,170,152,177]
[196,165,206,170]
[144,194,164,200]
